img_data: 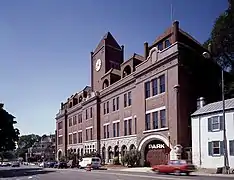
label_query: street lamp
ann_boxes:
[202,51,230,174]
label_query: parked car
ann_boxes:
[11,161,20,167]
[54,161,67,169]
[1,162,11,167]
[46,161,57,168]
[151,160,197,176]
[78,157,101,169]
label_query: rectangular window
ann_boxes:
[208,141,224,156]
[165,39,171,48]
[107,101,109,113]
[153,112,158,129]
[158,42,163,51]
[86,129,88,141]
[128,91,132,106]
[73,116,77,125]
[208,116,223,132]
[78,113,82,123]
[78,132,82,143]
[128,119,132,135]
[90,128,93,140]
[124,120,128,136]
[134,117,137,134]
[69,134,72,144]
[229,140,234,156]
[159,75,165,93]
[86,109,88,119]
[104,126,106,139]
[103,103,106,114]
[145,114,151,130]
[58,122,63,130]
[90,107,93,118]
[116,97,119,110]
[69,118,72,127]
[113,99,116,111]
[113,123,116,137]
[160,109,166,128]
[117,122,120,137]
[107,125,109,138]
[73,133,77,144]
[58,136,63,145]
[124,94,127,107]
[152,78,158,96]
[145,81,150,98]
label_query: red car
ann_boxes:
[152,160,197,176]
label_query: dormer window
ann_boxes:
[158,42,163,51]
[79,96,83,103]
[69,102,72,108]
[165,39,171,48]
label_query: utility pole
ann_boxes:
[221,69,229,174]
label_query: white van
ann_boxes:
[79,157,101,169]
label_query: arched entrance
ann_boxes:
[108,146,113,162]
[144,139,170,166]
[57,150,62,160]
[102,146,106,164]
[129,144,136,151]
[121,145,127,157]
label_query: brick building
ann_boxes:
[55,21,221,166]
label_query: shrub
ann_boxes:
[113,156,120,165]
[122,150,141,167]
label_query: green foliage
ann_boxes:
[113,156,120,165]
[203,0,234,98]
[15,134,41,159]
[0,151,16,161]
[121,150,141,167]
[0,104,19,152]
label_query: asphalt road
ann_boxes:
[0,166,234,180]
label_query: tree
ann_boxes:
[0,103,19,152]
[204,0,234,97]
[15,134,41,159]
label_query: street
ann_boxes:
[0,166,234,180]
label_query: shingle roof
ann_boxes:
[191,98,234,116]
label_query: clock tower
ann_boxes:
[91,32,124,92]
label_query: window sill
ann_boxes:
[102,134,136,141]
[143,127,169,134]
[145,92,165,101]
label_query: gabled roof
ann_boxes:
[191,98,234,117]
[94,32,121,53]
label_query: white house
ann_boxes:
[191,97,234,169]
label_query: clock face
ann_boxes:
[95,59,102,72]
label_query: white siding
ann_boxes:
[192,111,234,169]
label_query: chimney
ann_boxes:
[121,45,124,63]
[0,103,3,109]
[60,102,64,110]
[144,42,149,59]
[197,97,206,109]
[173,20,179,42]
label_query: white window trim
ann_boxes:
[146,106,166,114]
[58,135,63,137]
[86,126,93,129]
[112,120,120,123]
[73,131,77,134]
[212,141,221,156]
[103,123,110,126]
[124,116,132,121]
[78,130,82,132]
[211,117,221,131]
[68,132,72,135]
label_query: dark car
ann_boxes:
[11,161,20,167]
[54,162,67,169]
[46,161,57,168]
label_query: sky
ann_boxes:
[0,0,228,136]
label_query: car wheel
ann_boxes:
[174,169,181,176]
[154,169,160,174]
[185,172,190,176]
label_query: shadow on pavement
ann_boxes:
[0,167,55,178]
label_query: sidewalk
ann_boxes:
[107,167,234,177]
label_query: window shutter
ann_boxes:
[220,141,224,155]
[220,116,224,130]
[208,142,212,156]
[208,118,212,132]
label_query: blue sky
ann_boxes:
[0,0,228,135]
